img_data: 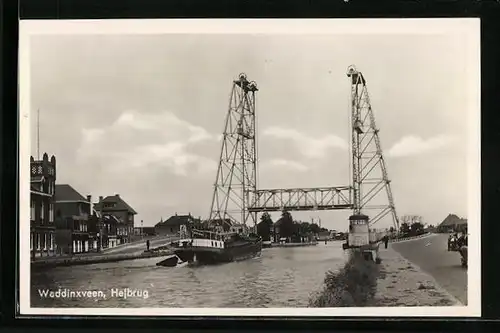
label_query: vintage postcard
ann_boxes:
[18,18,480,317]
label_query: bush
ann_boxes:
[309,251,379,307]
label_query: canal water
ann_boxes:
[31,241,347,308]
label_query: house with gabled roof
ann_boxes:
[93,194,137,244]
[54,184,98,254]
[437,214,468,233]
[155,213,201,237]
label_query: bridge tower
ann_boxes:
[347,65,400,231]
[208,73,259,230]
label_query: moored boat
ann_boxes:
[173,229,262,265]
[156,254,186,267]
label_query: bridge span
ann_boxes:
[248,186,353,213]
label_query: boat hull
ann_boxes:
[156,255,182,267]
[174,239,262,265]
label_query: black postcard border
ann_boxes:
[2,0,500,330]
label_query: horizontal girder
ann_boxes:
[248,186,353,213]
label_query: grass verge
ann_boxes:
[309,251,379,307]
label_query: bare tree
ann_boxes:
[400,215,423,225]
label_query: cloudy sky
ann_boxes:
[28,27,473,231]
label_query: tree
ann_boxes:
[309,223,321,234]
[400,223,410,236]
[279,210,295,239]
[410,222,425,236]
[298,222,311,235]
[401,215,423,225]
[257,212,273,241]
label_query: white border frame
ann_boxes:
[19,18,481,317]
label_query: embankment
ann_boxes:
[309,250,378,307]
[31,249,173,270]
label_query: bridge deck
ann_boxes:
[248,186,353,212]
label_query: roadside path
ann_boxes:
[374,246,462,306]
[391,233,467,304]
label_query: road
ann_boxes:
[101,235,179,255]
[391,233,467,305]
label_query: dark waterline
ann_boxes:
[31,241,347,308]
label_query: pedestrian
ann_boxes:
[146,239,150,251]
[384,235,389,249]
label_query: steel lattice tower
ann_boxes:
[208,73,259,229]
[347,65,400,230]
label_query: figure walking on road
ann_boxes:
[383,235,389,249]
[146,239,150,251]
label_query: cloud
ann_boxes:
[387,134,457,157]
[77,110,218,176]
[261,159,309,172]
[262,126,348,158]
[114,111,215,143]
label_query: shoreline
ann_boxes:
[31,250,174,270]
[269,242,318,248]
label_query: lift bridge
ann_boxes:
[208,66,399,231]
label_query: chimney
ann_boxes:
[99,196,103,202]
[115,194,120,198]
[87,195,92,213]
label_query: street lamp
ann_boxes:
[98,203,104,252]
[141,219,144,240]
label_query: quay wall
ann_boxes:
[270,242,318,248]
[31,249,173,269]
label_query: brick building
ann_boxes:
[93,194,137,244]
[101,214,119,248]
[30,154,56,258]
[54,184,98,254]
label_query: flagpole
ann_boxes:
[37,108,40,160]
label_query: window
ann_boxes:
[40,202,45,222]
[30,233,33,250]
[44,234,48,250]
[49,204,54,222]
[30,201,35,221]
[50,234,54,250]
[36,233,41,250]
